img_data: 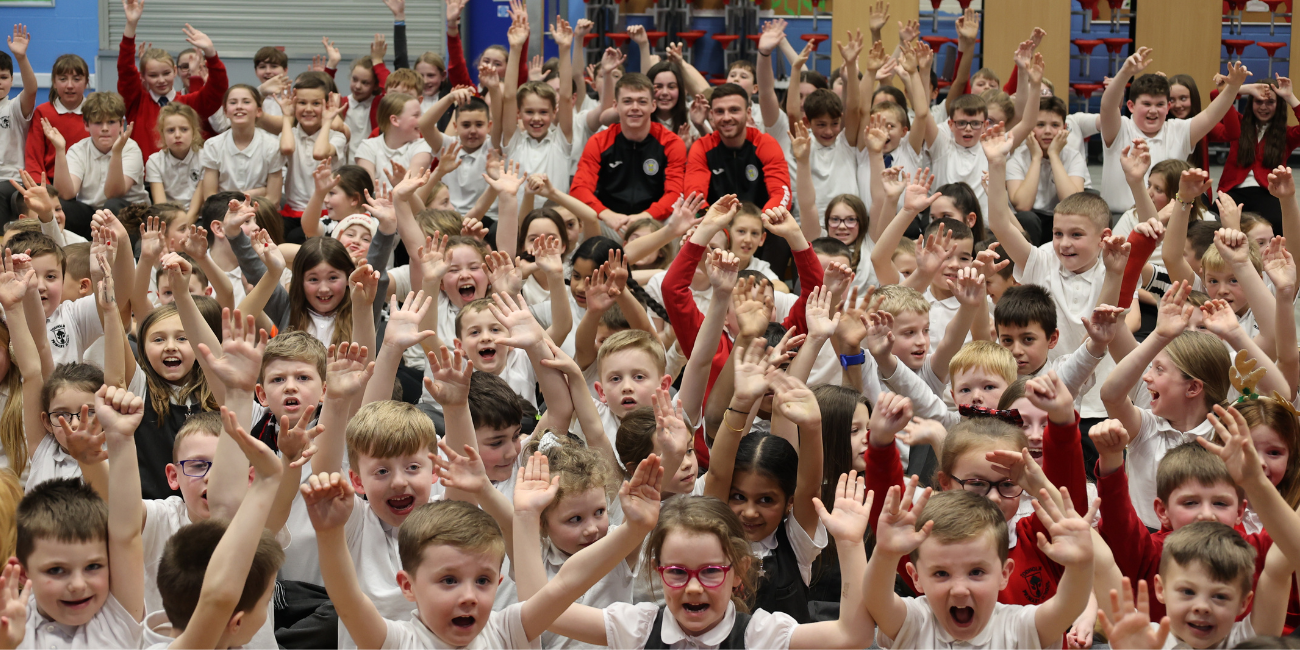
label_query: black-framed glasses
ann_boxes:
[952,120,987,130]
[950,476,1024,499]
[49,409,94,424]
[657,565,732,589]
[177,459,213,478]
[828,217,859,228]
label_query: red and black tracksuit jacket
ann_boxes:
[685,127,790,210]
[570,122,686,220]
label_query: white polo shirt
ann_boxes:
[344,95,376,163]
[199,128,286,193]
[283,124,348,210]
[46,294,103,366]
[0,96,34,182]
[927,125,990,222]
[857,139,923,217]
[808,132,860,218]
[65,137,148,206]
[382,603,536,649]
[879,597,1045,649]
[22,592,142,649]
[1006,142,1092,211]
[440,134,492,216]
[145,148,203,208]
[1128,410,1216,529]
[354,135,433,192]
[1101,116,1192,213]
[504,125,572,194]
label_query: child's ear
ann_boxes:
[1046,329,1060,349]
[1101,227,1113,240]
[78,278,93,297]
[658,374,672,392]
[165,463,181,491]
[998,558,1015,591]
[254,384,268,406]
[904,562,925,594]
[1186,378,1205,401]
[965,212,978,229]
[226,609,245,637]
[349,469,366,495]
[1153,573,1166,603]
[593,381,608,404]
[396,569,418,602]
[1153,498,1173,530]
[203,286,213,297]
[1125,99,1137,114]
[1238,590,1255,618]
[934,471,953,492]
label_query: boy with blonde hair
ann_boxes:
[593,329,671,448]
[46,92,149,228]
[865,481,1096,648]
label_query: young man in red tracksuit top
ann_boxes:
[686,83,793,274]
[660,191,820,469]
[570,73,686,233]
[118,0,227,159]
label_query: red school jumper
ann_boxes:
[118,35,228,159]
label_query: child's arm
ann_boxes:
[8,26,37,119]
[1191,62,1250,144]
[1100,47,1153,148]
[0,562,29,650]
[300,161,335,240]
[870,170,932,286]
[861,112,892,243]
[838,31,864,149]
[517,455,663,643]
[171,406,284,649]
[756,19,786,130]
[313,93,343,161]
[532,235,572,344]
[268,408,321,532]
[786,41,814,126]
[418,89,464,152]
[944,7,979,114]
[1269,167,1300,261]
[233,229,288,333]
[132,216,165,321]
[983,123,1034,270]
[180,226,234,310]
[864,479,932,640]
[42,120,76,200]
[703,339,771,501]
[1031,492,1098,647]
[278,90,298,158]
[1252,543,1294,637]
[1100,281,1194,438]
[349,263,379,353]
[1006,50,1042,150]
[769,372,825,539]
[930,268,986,384]
[539,340,621,474]
[1263,238,1300,395]
[104,124,136,200]
[488,291,571,418]
[791,122,819,242]
[678,248,738,422]
[1200,298,1289,397]
[1122,138,1161,230]
[100,385,147,622]
[92,244,134,388]
[553,17,574,142]
[164,254,226,403]
[1161,168,1211,285]
[362,293,434,405]
[302,474,387,649]
[788,474,876,649]
[1213,225,1278,351]
[0,253,46,463]
[500,8,529,147]
[313,343,375,475]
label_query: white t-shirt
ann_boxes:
[440,135,493,217]
[602,602,798,650]
[65,137,149,206]
[927,125,990,222]
[879,596,1045,649]
[1128,409,1216,529]
[355,135,433,193]
[283,124,348,210]
[0,96,35,181]
[46,294,103,365]
[344,96,375,163]
[922,289,967,353]
[1066,112,1100,162]
[504,126,572,194]
[199,129,286,193]
[19,592,143,649]
[1102,117,1193,212]
[1006,142,1092,211]
[1014,243,1138,418]
[808,132,859,219]
[381,603,537,649]
[145,149,203,208]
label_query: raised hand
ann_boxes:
[804,285,842,341]
[433,439,491,495]
[322,37,342,68]
[1152,280,1194,340]
[530,233,565,278]
[732,276,773,338]
[1083,304,1126,347]
[484,250,523,297]
[1179,167,1213,203]
[948,267,986,306]
[514,451,560,515]
[760,206,801,241]
[790,120,812,161]
[486,291,546,350]
[1200,298,1243,339]
[417,233,451,282]
[423,346,473,406]
[384,291,436,349]
[40,118,66,151]
[1263,236,1296,292]
[324,342,374,400]
[1212,227,1252,267]
[813,471,873,544]
[112,122,135,154]
[902,168,940,213]
[868,392,913,446]
[278,407,323,469]
[1032,488,1096,567]
[482,160,524,195]
[863,309,895,359]
[196,309,269,392]
[8,24,31,60]
[301,471,355,532]
[979,122,1014,163]
[667,192,706,237]
[0,561,29,650]
[620,454,664,530]
[768,370,821,426]
[1200,404,1265,485]
[875,477,933,556]
[350,264,380,307]
[181,23,216,57]
[1100,235,1131,275]
[0,250,33,309]
[758,18,786,56]
[1120,139,1151,184]
[1088,418,1131,460]
[706,248,740,293]
[1122,46,1153,76]
[733,337,774,405]
[1269,165,1296,199]
[864,112,889,153]
[94,385,145,439]
[1097,578,1170,650]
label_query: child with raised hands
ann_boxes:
[277,77,347,226]
[868,169,943,287]
[993,372,1093,511]
[704,348,827,624]
[1099,281,1286,528]
[500,12,574,195]
[865,476,1097,648]
[0,249,49,479]
[144,405,291,650]
[2,385,149,649]
[299,163,375,242]
[196,84,284,210]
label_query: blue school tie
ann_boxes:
[883,153,893,168]
[157,95,169,107]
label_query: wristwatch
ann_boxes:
[839,349,866,368]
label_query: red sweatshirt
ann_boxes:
[1212,103,1300,192]
[662,239,823,467]
[24,102,88,178]
[118,36,227,160]
[1097,462,1272,622]
[864,415,1090,605]
[328,63,391,133]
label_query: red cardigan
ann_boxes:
[864,414,1090,606]
[24,102,88,178]
[1210,103,1300,192]
[662,239,822,467]
[118,36,227,160]
[326,63,391,133]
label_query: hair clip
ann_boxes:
[958,404,1024,427]
[538,430,563,453]
[1270,390,1300,418]
[1231,350,1266,402]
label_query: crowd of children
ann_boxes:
[7,0,1300,648]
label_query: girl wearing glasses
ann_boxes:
[533,484,878,649]
[28,362,104,492]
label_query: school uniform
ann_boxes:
[354,136,433,193]
[24,98,87,181]
[199,128,286,193]
[808,132,859,219]
[18,592,143,649]
[927,124,991,221]
[504,126,572,194]
[1162,618,1254,649]
[440,135,493,217]
[344,95,377,163]
[283,125,348,211]
[1101,117,1193,213]
[857,141,923,218]
[45,294,102,366]
[145,148,203,208]
[603,601,798,649]
[64,136,149,207]
[1126,409,1217,529]
[24,435,81,493]
[128,356,206,499]
[742,256,781,283]
[1065,112,1099,163]
[1005,142,1092,212]
[0,93,34,222]
[382,602,536,649]
[877,596,1046,649]
[751,517,827,624]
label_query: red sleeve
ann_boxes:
[569,136,608,214]
[181,54,227,120]
[756,134,791,210]
[118,36,143,110]
[779,245,824,337]
[375,62,391,90]
[324,67,337,81]
[1120,229,1159,309]
[446,32,474,88]
[24,105,50,177]
[1096,464,1163,588]
[518,38,530,86]
[1002,64,1019,94]
[1222,106,1243,142]
[864,441,905,532]
[684,138,711,200]
[663,240,707,356]
[1042,413,1088,515]
[646,131,687,220]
